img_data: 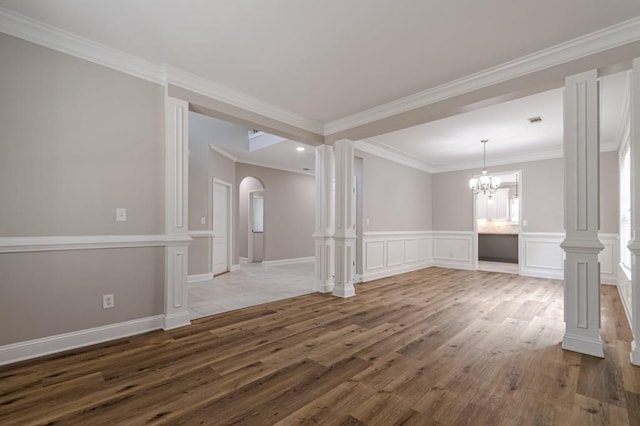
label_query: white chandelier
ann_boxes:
[469,139,501,196]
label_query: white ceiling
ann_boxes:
[1,0,639,124]
[1,1,635,173]
[368,70,629,171]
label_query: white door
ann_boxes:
[213,182,229,275]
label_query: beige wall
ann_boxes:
[0,34,165,237]
[432,152,619,233]
[238,177,265,259]
[0,34,166,345]
[0,248,164,345]
[356,151,433,232]
[188,112,245,274]
[236,163,315,261]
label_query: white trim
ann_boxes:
[164,65,324,135]
[163,311,191,330]
[363,231,432,237]
[0,315,164,366]
[189,230,214,238]
[212,178,233,275]
[237,159,315,176]
[324,16,640,135]
[0,7,164,84]
[262,256,315,266]
[239,257,249,263]
[518,232,619,281]
[362,231,435,281]
[209,144,238,162]
[187,272,213,283]
[354,140,433,173]
[562,334,604,358]
[0,234,191,253]
[231,264,240,271]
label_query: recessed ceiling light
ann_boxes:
[296,146,305,152]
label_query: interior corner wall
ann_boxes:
[431,152,619,233]
[238,177,264,259]
[188,111,244,273]
[355,150,433,232]
[236,163,315,261]
[0,34,165,345]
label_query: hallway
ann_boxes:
[188,261,315,319]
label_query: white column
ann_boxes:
[313,145,335,293]
[561,70,604,358]
[164,96,192,330]
[333,139,356,298]
[629,58,640,365]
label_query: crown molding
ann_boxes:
[0,7,324,135]
[209,143,238,162]
[0,7,165,84]
[325,16,640,135]
[354,140,434,173]
[163,65,324,135]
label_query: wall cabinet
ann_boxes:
[476,188,510,220]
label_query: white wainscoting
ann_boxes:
[431,231,475,270]
[362,231,433,281]
[519,232,618,283]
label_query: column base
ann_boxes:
[562,333,604,358]
[333,284,355,299]
[163,311,191,330]
[318,280,335,294]
[631,340,640,366]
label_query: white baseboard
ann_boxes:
[519,268,564,280]
[432,259,476,271]
[239,257,249,263]
[631,340,640,366]
[187,272,214,283]
[231,264,240,271]
[262,256,314,266]
[362,260,432,282]
[0,315,164,366]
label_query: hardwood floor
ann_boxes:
[1,267,639,425]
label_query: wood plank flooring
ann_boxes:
[1,267,639,425]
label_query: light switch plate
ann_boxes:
[522,219,528,227]
[116,208,127,222]
[201,217,206,225]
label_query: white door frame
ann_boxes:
[212,178,233,275]
[472,169,523,273]
[247,188,264,263]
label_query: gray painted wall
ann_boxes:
[0,34,165,236]
[0,248,164,345]
[188,112,246,274]
[356,151,433,232]
[432,152,619,233]
[236,163,315,261]
[0,34,166,345]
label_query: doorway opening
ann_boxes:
[239,176,265,263]
[473,171,522,274]
[212,179,232,276]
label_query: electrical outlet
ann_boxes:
[102,294,115,309]
[200,217,206,225]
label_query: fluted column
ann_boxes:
[629,58,640,365]
[333,139,356,298]
[561,69,604,357]
[313,145,335,293]
[164,96,192,330]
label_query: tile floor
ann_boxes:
[188,261,315,319]
[477,260,519,274]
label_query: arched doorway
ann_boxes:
[239,176,265,263]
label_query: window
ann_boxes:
[620,144,632,271]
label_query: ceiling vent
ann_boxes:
[528,116,543,124]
